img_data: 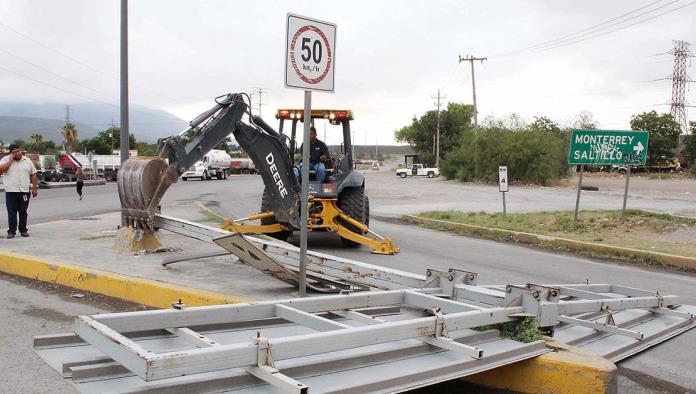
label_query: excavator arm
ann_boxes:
[118,93,300,231]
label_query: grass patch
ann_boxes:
[406,209,696,266]
[473,317,543,343]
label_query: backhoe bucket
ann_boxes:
[117,157,176,231]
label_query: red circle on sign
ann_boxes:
[289,25,332,85]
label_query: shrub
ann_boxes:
[441,126,569,185]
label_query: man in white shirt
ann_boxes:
[0,144,38,238]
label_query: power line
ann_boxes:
[0,16,180,102]
[521,1,695,55]
[0,46,115,101]
[493,0,673,57]
[0,64,117,107]
[492,0,695,58]
[0,64,184,124]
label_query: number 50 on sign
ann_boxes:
[285,13,337,93]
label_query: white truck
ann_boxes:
[181,149,232,180]
[396,163,440,178]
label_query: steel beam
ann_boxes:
[557,315,644,340]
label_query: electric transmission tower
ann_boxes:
[662,40,694,133]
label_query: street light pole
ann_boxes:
[120,0,129,226]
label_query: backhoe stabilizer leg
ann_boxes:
[334,223,400,255]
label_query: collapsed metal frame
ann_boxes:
[72,290,532,386]
[32,214,696,393]
[151,213,696,361]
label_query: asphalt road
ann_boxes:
[1,174,696,391]
[0,273,106,393]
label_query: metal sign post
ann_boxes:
[568,129,649,222]
[621,165,631,219]
[574,165,583,223]
[286,13,337,297]
[498,166,508,216]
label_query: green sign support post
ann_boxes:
[568,129,649,221]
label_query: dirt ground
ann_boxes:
[364,170,696,218]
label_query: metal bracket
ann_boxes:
[505,284,559,327]
[424,268,477,297]
[432,307,449,338]
[253,334,276,368]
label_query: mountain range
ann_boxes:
[0,102,188,144]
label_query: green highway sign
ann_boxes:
[568,129,649,166]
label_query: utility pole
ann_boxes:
[251,87,267,118]
[431,89,446,167]
[64,105,71,124]
[458,55,487,128]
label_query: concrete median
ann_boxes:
[0,250,250,308]
[465,341,618,394]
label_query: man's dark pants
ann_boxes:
[5,192,30,235]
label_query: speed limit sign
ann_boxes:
[285,13,336,92]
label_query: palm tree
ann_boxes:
[61,122,79,152]
[27,133,45,153]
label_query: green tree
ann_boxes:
[76,127,137,155]
[394,103,473,166]
[441,125,568,185]
[629,111,681,166]
[61,122,79,152]
[685,121,696,168]
[26,133,46,153]
[530,116,561,133]
[571,111,598,130]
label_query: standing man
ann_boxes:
[295,126,330,183]
[0,144,38,238]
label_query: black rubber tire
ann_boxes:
[105,172,116,182]
[338,187,368,247]
[203,171,210,180]
[261,188,291,242]
[399,172,407,178]
[427,171,435,178]
[50,173,60,182]
[364,195,370,228]
[216,171,223,180]
[182,177,188,181]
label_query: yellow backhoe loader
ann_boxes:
[117,93,398,254]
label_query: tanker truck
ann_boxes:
[181,149,232,180]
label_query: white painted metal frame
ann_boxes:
[74,289,525,383]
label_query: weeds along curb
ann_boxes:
[402,214,696,272]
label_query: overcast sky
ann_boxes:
[0,0,694,145]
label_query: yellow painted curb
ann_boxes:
[404,214,696,271]
[0,250,251,308]
[465,341,617,394]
